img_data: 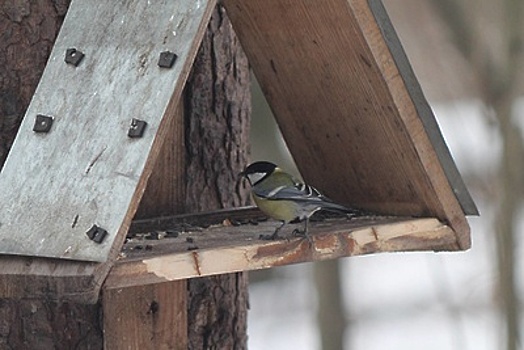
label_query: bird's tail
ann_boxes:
[319,201,356,214]
[320,200,374,217]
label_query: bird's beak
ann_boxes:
[238,170,246,179]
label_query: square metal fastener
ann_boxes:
[86,225,108,244]
[128,118,147,138]
[158,51,177,68]
[65,48,85,66]
[33,114,54,133]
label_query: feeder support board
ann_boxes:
[0,0,215,302]
[0,0,214,262]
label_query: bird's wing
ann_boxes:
[254,182,352,213]
[255,182,325,202]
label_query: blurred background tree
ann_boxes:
[422,0,524,348]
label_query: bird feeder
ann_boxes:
[0,0,476,311]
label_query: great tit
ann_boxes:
[240,161,352,241]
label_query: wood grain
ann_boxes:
[135,98,186,219]
[0,0,216,303]
[103,96,188,348]
[222,0,472,249]
[105,208,459,289]
[0,0,214,262]
[103,281,187,350]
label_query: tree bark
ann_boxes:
[0,2,250,349]
[184,6,250,349]
[0,0,70,168]
[0,2,104,349]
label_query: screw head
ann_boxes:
[158,51,177,68]
[65,48,85,66]
[33,114,54,133]
[128,118,147,138]
[86,225,108,244]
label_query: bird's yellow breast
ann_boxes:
[253,195,298,223]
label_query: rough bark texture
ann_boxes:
[0,2,250,349]
[0,299,103,350]
[0,1,104,349]
[0,0,70,169]
[184,5,251,350]
[184,7,251,212]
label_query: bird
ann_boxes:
[240,161,353,241]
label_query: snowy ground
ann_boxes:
[248,101,515,350]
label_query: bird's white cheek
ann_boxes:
[247,172,266,185]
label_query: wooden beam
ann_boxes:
[222,0,473,249]
[0,0,216,303]
[105,208,458,289]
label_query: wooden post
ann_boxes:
[103,102,189,349]
[103,281,188,350]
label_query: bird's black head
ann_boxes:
[240,161,278,186]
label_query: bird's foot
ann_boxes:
[292,228,313,245]
[259,233,280,240]
[259,227,282,241]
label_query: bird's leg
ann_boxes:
[259,221,286,240]
[292,218,313,244]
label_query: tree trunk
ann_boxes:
[314,260,346,350]
[0,2,250,349]
[184,6,251,349]
[0,2,104,349]
[0,0,70,169]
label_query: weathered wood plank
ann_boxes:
[368,0,478,216]
[0,0,215,263]
[105,209,459,289]
[222,0,473,249]
[0,0,216,303]
[103,96,188,347]
[103,281,187,350]
[135,95,186,219]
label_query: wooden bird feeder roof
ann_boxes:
[0,0,476,303]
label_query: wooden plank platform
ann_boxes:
[104,207,459,290]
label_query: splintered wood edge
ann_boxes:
[104,217,459,290]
